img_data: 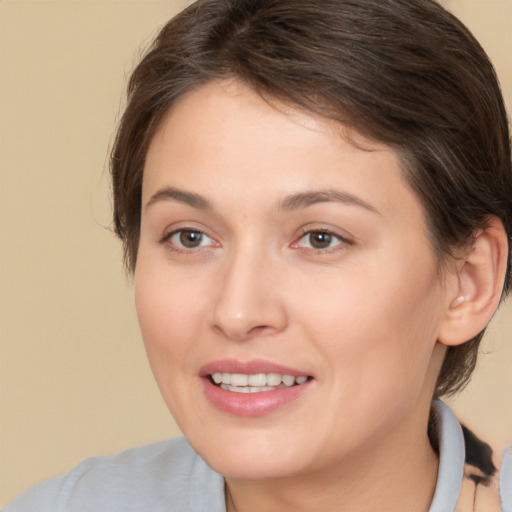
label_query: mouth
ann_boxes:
[200,360,314,416]
[209,372,310,393]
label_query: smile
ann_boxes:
[211,372,309,393]
[200,360,314,416]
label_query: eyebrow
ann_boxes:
[145,187,212,211]
[145,186,379,215]
[279,189,380,214]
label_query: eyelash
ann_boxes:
[291,228,352,253]
[159,227,352,255]
[158,228,217,253]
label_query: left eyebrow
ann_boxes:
[144,187,213,211]
[279,189,380,215]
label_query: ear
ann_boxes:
[438,216,509,347]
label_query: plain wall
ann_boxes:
[0,0,511,506]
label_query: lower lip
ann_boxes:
[202,378,313,417]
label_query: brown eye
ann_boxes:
[294,230,345,251]
[308,232,333,249]
[163,229,216,250]
[179,230,204,248]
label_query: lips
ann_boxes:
[200,359,314,416]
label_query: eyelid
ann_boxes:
[158,226,219,251]
[158,221,208,243]
[291,227,354,251]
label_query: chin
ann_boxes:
[206,451,306,482]
[187,426,312,481]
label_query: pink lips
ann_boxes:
[200,359,313,417]
[200,358,310,377]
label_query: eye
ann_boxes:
[293,230,347,251]
[162,228,217,250]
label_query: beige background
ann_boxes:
[0,0,511,506]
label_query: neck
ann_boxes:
[225,410,439,512]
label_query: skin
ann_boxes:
[135,79,460,512]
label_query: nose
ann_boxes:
[211,248,288,341]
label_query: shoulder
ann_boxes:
[5,437,224,512]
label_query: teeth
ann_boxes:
[248,373,266,386]
[230,373,249,386]
[220,384,276,393]
[211,372,308,389]
[267,373,282,386]
[282,375,295,387]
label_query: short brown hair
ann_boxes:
[111,0,512,397]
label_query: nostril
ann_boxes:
[247,325,273,336]
[212,322,275,342]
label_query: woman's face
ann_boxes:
[135,80,450,480]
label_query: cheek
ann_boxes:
[135,248,206,334]
[134,263,214,430]
[134,258,208,384]
[292,258,443,394]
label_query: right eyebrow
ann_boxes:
[279,189,380,215]
[144,187,212,211]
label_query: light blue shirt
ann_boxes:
[5,402,511,512]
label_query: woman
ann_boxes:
[6,0,512,511]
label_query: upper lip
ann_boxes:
[199,358,312,377]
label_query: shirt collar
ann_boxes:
[428,401,466,512]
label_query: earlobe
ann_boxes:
[438,216,508,347]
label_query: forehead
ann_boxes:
[142,80,425,227]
